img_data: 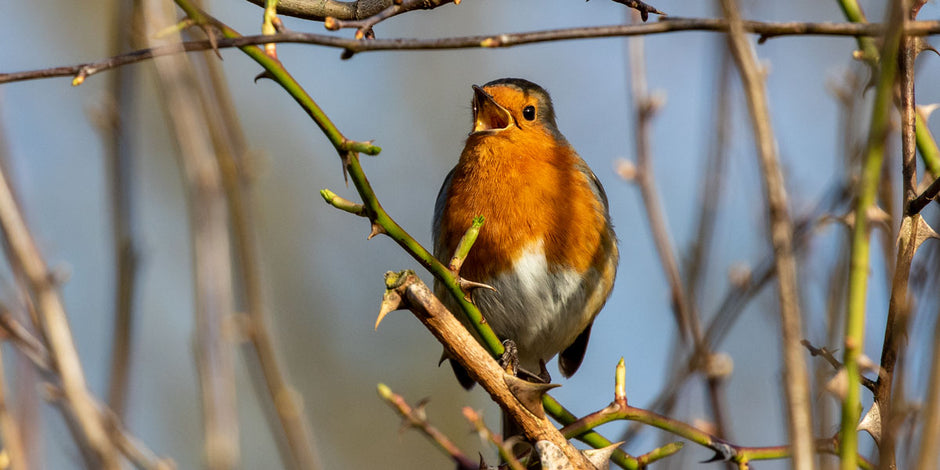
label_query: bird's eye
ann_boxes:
[522,105,536,121]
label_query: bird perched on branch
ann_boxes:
[432,78,619,415]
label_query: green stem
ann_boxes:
[835,0,880,61]
[837,0,940,179]
[839,3,904,468]
[916,111,940,177]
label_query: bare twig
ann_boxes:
[243,0,450,21]
[876,2,919,467]
[907,176,940,215]
[323,0,458,39]
[623,10,733,446]
[196,26,324,468]
[463,407,525,470]
[377,384,477,470]
[914,304,940,469]
[0,345,28,470]
[0,109,120,469]
[624,19,699,347]
[801,340,876,392]
[0,310,173,469]
[103,0,141,420]
[718,1,814,468]
[4,20,940,85]
[145,1,240,467]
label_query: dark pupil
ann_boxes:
[523,106,536,121]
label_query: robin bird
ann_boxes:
[432,78,619,401]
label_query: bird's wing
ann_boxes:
[432,167,457,260]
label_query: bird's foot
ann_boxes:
[499,339,519,376]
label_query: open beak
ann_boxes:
[470,85,513,135]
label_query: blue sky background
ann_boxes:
[2,0,940,468]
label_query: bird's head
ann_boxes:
[469,78,561,140]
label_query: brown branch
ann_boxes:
[0,112,120,468]
[906,175,940,215]
[242,0,444,21]
[0,345,28,470]
[146,17,241,470]
[624,20,700,347]
[914,303,940,469]
[377,384,477,470]
[0,311,174,470]
[382,271,596,469]
[876,2,919,466]
[198,36,324,469]
[800,340,877,392]
[623,11,734,446]
[719,1,815,468]
[102,0,141,420]
[4,19,940,85]
[323,0,457,39]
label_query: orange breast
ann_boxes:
[439,128,606,282]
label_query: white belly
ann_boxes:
[443,242,600,372]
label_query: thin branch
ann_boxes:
[914,304,940,469]
[876,3,920,467]
[0,109,120,469]
[4,20,940,85]
[839,0,906,466]
[560,369,874,469]
[376,384,477,470]
[0,309,173,470]
[323,0,457,39]
[197,29,324,469]
[0,344,28,470]
[719,1,814,468]
[242,0,448,22]
[624,19,700,347]
[463,407,525,470]
[907,176,940,215]
[800,340,877,392]
[145,2,240,467]
[103,0,141,420]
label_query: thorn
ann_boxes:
[199,24,223,60]
[368,222,386,240]
[858,403,882,444]
[914,38,939,58]
[583,442,623,470]
[457,278,496,293]
[375,290,402,330]
[254,70,276,83]
[413,397,430,422]
[918,103,940,121]
[340,151,352,185]
[503,375,559,419]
